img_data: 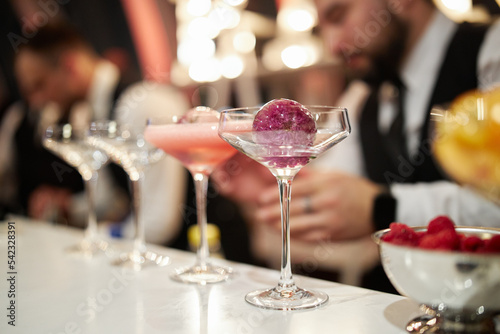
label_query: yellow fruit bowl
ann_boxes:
[431,87,500,204]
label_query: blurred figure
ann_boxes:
[10,21,189,244]
[276,0,500,237]
[216,0,500,291]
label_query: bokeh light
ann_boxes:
[221,55,245,78]
[233,31,256,53]
[186,0,212,17]
[188,17,220,39]
[189,58,222,82]
[177,38,216,66]
[281,45,308,69]
[223,0,247,7]
[277,4,317,32]
[440,0,472,13]
[209,3,241,30]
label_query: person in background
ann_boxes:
[10,21,189,245]
[216,0,500,292]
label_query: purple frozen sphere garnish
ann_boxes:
[252,99,317,168]
[253,99,316,145]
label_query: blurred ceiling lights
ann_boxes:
[441,0,472,12]
[171,0,322,85]
[265,0,322,72]
[434,0,492,22]
[172,0,497,85]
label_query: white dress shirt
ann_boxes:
[315,11,500,227]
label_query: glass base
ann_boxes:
[245,285,329,311]
[112,250,170,271]
[406,306,498,333]
[170,264,233,284]
[406,315,497,333]
[66,239,110,259]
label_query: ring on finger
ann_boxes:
[303,195,313,214]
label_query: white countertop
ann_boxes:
[0,219,424,334]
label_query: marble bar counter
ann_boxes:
[0,219,425,334]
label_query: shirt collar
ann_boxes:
[401,10,458,92]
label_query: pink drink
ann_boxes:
[145,122,237,174]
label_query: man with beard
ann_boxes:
[255,0,500,237]
[216,0,500,292]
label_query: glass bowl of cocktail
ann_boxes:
[145,107,238,284]
[218,99,351,310]
[431,86,500,204]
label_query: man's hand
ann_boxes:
[255,170,383,242]
[212,153,276,203]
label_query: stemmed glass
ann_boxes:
[218,105,351,310]
[43,123,109,257]
[144,107,238,284]
[87,120,168,270]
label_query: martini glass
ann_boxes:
[218,106,351,310]
[87,120,168,270]
[43,123,109,257]
[144,107,238,284]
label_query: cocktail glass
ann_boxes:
[145,107,237,284]
[87,120,168,270]
[218,106,351,310]
[43,123,109,257]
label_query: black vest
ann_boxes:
[359,22,489,185]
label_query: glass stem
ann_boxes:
[84,172,98,243]
[277,176,295,290]
[193,172,210,268]
[131,176,146,257]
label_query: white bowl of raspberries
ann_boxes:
[373,216,500,332]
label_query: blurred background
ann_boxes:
[1,0,499,116]
[0,0,499,290]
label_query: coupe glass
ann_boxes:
[43,123,109,257]
[218,106,351,310]
[87,120,168,270]
[145,107,238,284]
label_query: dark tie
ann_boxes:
[359,78,408,184]
[383,78,408,164]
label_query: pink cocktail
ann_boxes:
[145,107,237,284]
[145,122,236,174]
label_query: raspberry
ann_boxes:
[382,223,420,246]
[416,231,426,240]
[460,236,484,253]
[427,216,456,234]
[482,235,500,253]
[419,230,460,250]
[381,215,500,254]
